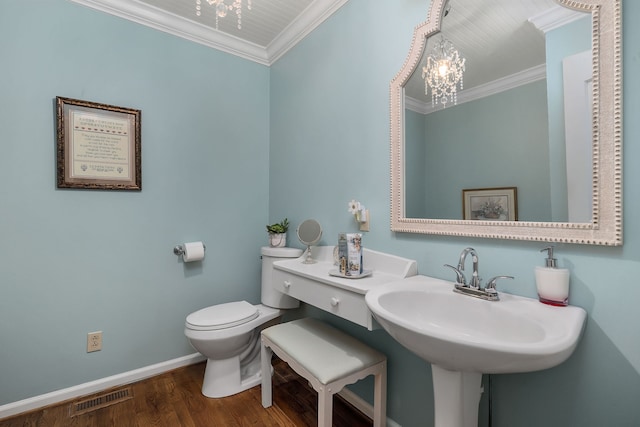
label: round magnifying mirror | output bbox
[297,219,322,264]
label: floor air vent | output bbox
[69,387,133,417]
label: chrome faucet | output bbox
[457,247,481,288]
[444,248,514,301]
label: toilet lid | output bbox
[185,300,259,331]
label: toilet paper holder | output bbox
[173,243,206,257]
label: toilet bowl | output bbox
[184,246,302,398]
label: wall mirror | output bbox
[390,0,622,245]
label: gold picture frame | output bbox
[463,187,517,221]
[56,96,141,190]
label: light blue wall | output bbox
[425,81,551,221]
[2,0,639,426]
[0,0,270,404]
[406,81,551,220]
[271,1,640,426]
[405,108,428,218]
[546,16,593,222]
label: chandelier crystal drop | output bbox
[422,35,466,108]
[195,0,252,30]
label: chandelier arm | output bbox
[197,0,246,30]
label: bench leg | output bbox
[261,341,273,408]
[373,362,387,427]
[317,386,333,427]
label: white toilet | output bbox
[184,246,302,398]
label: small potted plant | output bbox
[266,218,289,247]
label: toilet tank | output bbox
[261,246,303,309]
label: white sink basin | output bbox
[365,275,587,373]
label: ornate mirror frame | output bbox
[390,0,622,245]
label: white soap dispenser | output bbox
[535,246,570,306]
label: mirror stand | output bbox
[297,219,323,264]
[302,245,316,264]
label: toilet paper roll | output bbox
[183,241,205,262]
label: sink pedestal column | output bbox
[431,365,482,427]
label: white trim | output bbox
[0,353,205,419]
[406,64,546,114]
[266,0,349,64]
[338,388,402,427]
[404,95,429,115]
[66,0,348,65]
[528,4,588,33]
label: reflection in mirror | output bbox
[405,0,591,222]
[297,219,322,264]
[390,0,622,245]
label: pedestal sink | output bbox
[365,275,587,427]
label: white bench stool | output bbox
[261,317,387,427]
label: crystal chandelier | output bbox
[195,0,252,30]
[422,35,466,108]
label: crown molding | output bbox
[407,64,546,115]
[68,0,269,64]
[528,4,588,33]
[67,0,347,66]
[267,0,348,63]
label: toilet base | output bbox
[199,319,279,398]
[202,356,267,398]
[185,305,283,398]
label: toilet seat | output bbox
[186,301,259,331]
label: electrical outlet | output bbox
[87,331,102,352]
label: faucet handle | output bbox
[444,264,466,286]
[486,275,514,290]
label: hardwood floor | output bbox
[1,359,373,426]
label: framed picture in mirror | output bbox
[463,187,517,221]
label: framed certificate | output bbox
[56,96,141,190]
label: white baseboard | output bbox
[338,388,402,427]
[0,353,206,419]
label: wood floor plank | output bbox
[1,359,374,427]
